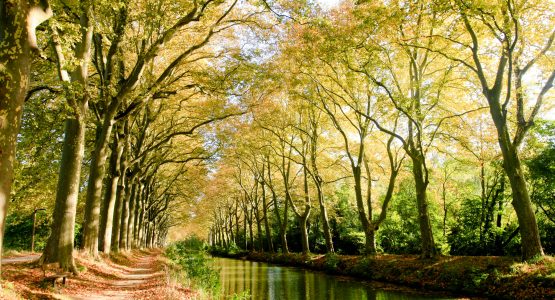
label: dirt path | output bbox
[65,250,165,300]
[1,253,40,264]
[0,249,191,299]
[59,249,191,300]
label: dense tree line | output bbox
[206,0,555,261]
[0,0,268,274]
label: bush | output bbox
[4,211,50,252]
[165,236,220,294]
[377,179,422,255]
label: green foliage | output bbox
[377,178,422,254]
[331,183,365,254]
[527,121,555,254]
[448,195,520,256]
[12,93,64,214]
[3,211,50,252]
[166,236,220,295]
[323,252,340,271]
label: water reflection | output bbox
[214,258,457,300]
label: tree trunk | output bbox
[111,174,126,251]
[243,212,248,249]
[315,182,334,253]
[485,94,544,259]
[137,198,145,248]
[298,164,312,255]
[502,142,544,260]
[366,228,377,254]
[0,0,51,275]
[248,209,254,251]
[261,180,274,252]
[40,118,85,274]
[132,182,143,247]
[412,156,436,259]
[98,134,123,253]
[119,177,130,250]
[0,40,29,274]
[235,202,240,244]
[281,192,290,254]
[126,181,137,249]
[352,166,374,254]
[299,212,310,255]
[254,202,263,251]
[82,113,117,256]
[118,138,130,250]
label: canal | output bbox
[214,257,463,300]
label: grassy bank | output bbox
[165,238,221,298]
[211,250,555,299]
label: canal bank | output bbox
[211,250,555,299]
[214,257,458,300]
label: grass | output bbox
[165,237,221,298]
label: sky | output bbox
[316,0,342,10]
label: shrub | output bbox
[166,236,220,295]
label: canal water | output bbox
[214,258,461,300]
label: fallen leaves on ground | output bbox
[1,249,194,299]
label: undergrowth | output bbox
[165,236,221,298]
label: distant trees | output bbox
[206,0,555,261]
[1,0,265,275]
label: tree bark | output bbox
[82,107,118,255]
[499,131,543,260]
[132,182,143,247]
[41,0,93,271]
[309,124,334,253]
[267,157,289,253]
[0,0,51,275]
[412,156,436,259]
[98,133,123,253]
[119,176,131,250]
[137,196,145,248]
[111,171,126,251]
[126,180,137,249]
[40,118,85,274]
[316,185,334,253]
[353,166,374,254]
[261,179,274,252]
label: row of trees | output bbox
[206,0,555,260]
[0,0,272,275]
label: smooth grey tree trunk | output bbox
[119,176,131,250]
[261,180,274,252]
[126,180,137,249]
[412,155,436,259]
[41,0,92,271]
[132,182,143,247]
[98,134,123,253]
[495,122,544,260]
[111,173,126,251]
[40,118,85,274]
[315,184,333,253]
[82,111,117,256]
